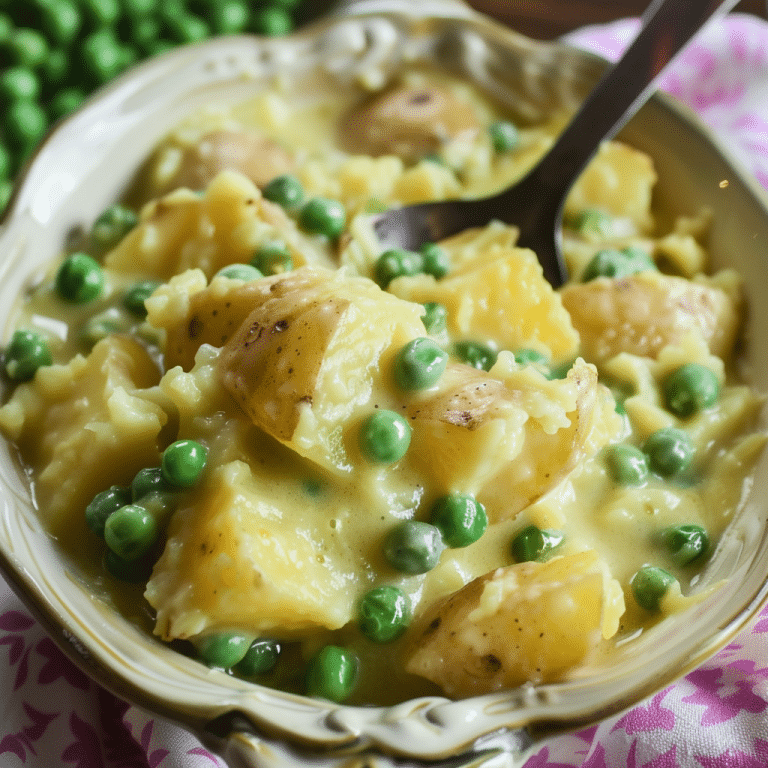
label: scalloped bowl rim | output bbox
[1,2,768,764]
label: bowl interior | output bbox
[1,4,768,763]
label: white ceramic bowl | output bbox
[2,2,768,766]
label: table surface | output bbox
[465,0,768,38]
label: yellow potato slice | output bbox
[404,550,624,697]
[107,170,328,280]
[0,336,165,534]
[147,461,361,640]
[565,141,657,234]
[560,271,740,362]
[389,246,579,362]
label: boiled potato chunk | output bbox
[565,141,657,234]
[407,359,622,518]
[560,271,740,362]
[390,245,579,362]
[404,551,624,697]
[106,170,330,280]
[147,461,360,640]
[220,266,425,473]
[0,336,165,533]
[339,83,481,161]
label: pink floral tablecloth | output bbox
[3,11,768,768]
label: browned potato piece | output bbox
[162,269,325,371]
[152,129,295,196]
[339,84,481,161]
[219,266,425,473]
[404,551,622,697]
[407,360,620,519]
[0,336,165,535]
[560,271,740,362]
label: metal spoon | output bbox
[371,0,739,288]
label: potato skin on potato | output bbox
[561,271,740,362]
[339,83,480,161]
[221,292,350,442]
[404,551,623,697]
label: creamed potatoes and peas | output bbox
[0,68,765,705]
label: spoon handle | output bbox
[531,0,739,195]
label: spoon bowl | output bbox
[372,0,739,287]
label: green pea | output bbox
[162,439,208,488]
[488,120,519,153]
[4,99,48,152]
[215,263,264,281]
[383,520,444,574]
[158,0,188,24]
[374,248,424,288]
[305,645,358,702]
[582,246,656,282]
[631,565,676,611]
[91,204,138,251]
[0,66,40,101]
[421,302,447,335]
[453,340,497,371]
[103,547,154,583]
[511,524,564,563]
[130,16,162,52]
[659,524,710,567]
[3,329,52,381]
[122,0,160,15]
[262,174,304,208]
[250,7,293,36]
[80,0,120,28]
[662,363,720,418]
[104,503,158,561]
[430,493,488,548]
[81,310,126,346]
[419,242,449,279]
[39,0,81,46]
[40,48,69,88]
[358,586,410,643]
[234,638,281,676]
[166,13,209,43]
[514,348,548,367]
[642,427,694,478]
[298,197,346,238]
[123,280,161,318]
[196,632,252,669]
[8,28,49,69]
[80,29,124,84]
[251,241,292,275]
[207,0,249,34]
[393,337,448,390]
[48,88,86,122]
[84,484,131,537]
[55,252,104,303]
[569,208,613,238]
[605,444,649,486]
[131,466,172,501]
[358,410,411,464]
